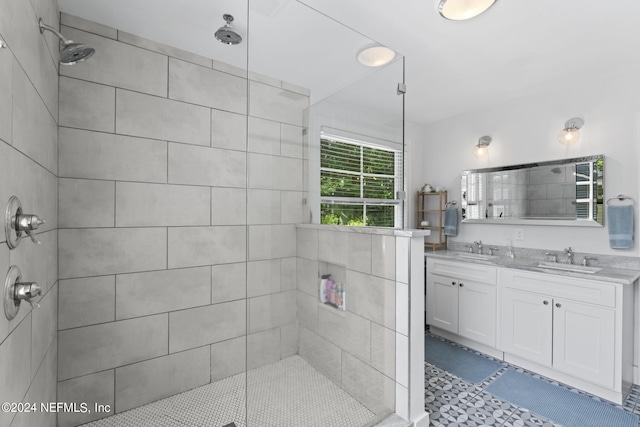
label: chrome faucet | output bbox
[582,256,597,266]
[544,252,557,263]
[564,247,574,264]
[474,240,483,255]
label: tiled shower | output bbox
[0,2,426,426]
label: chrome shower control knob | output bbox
[4,266,41,320]
[5,196,46,248]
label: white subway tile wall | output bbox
[56,13,309,425]
[0,1,59,427]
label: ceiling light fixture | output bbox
[438,0,497,21]
[558,117,584,145]
[356,45,396,67]
[473,135,492,159]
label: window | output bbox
[320,134,402,227]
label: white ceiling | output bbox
[57,0,640,125]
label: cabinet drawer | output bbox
[427,258,497,285]
[499,269,616,308]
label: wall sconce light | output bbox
[472,135,492,159]
[438,0,497,21]
[558,117,584,145]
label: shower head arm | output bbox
[39,18,72,45]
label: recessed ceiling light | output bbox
[356,45,396,67]
[438,0,497,21]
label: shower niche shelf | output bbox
[318,261,346,312]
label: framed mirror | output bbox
[461,155,604,227]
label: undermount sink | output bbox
[536,261,602,274]
[455,252,499,261]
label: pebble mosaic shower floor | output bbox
[81,355,376,427]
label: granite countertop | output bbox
[425,250,640,285]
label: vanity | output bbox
[425,252,638,405]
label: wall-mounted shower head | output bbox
[39,18,95,65]
[215,14,243,45]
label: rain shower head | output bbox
[215,14,243,45]
[39,18,95,65]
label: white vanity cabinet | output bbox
[426,258,497,347]
[499,268,633,403]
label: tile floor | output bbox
[425,335,640,427]
[81,355,376,427]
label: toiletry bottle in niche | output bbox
[319,274,329,303]
[335,283,343,308]
[326,276,334,304]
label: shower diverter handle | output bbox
[14,281,42,309]
[16,214,46,244]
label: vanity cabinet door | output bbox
[501,287,552,366]
[552,299,615,388]
[426,273,459,334]
[459,280,497,347]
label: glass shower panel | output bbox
[247,0,404,425]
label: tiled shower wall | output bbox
[0,1,60,427]
[56,14,308,426]
[295,226,404,418]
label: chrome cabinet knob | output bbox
[459,283,464,287]
[543,300,549,305]
[555,303,562,308]
[451,281,457,286]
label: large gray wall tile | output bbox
[372,235,396,280]
[0,316,31,427]
[297,291,319,333]
[281,191,303,224]
[211,262,247,304]
[61,12,118,39]
[280,322,299,358]
[248,117,280,155]
[115,347,210,412]
[348,232,372,274]
[211,109,247,151]
[247,153,303,191]
[247,189,281,225]
[296,257,318,297]
[169,58,247,114]
[211,337,246,382]
[347,270,396,330]
[0,45,13,144]
[59,127,167,182]
[59,178,115,228]
[248,225,296,260]
[0,144,57,236]
[249,80,309,126]
[371,323,396,380]
[169,300,246,353]
[116,182,210,227]
[59,228,167,278]
[247,259,281,298]
[59,276,115,330]
[318,229,348,265]
[12,61,57,174]
[298,327,341,386]
[10,229,58,293]
[168,226,246,268]
[211,188,246,225]
[58,314,168,380]
[341,352,395,416]
[116,89,210,145]
[57,370,115,427]
[60,26,168,96]
[116,267,210,319]
[248,291,296,333]
[118,31,211,67]
[169,143,246,187]
[280,257,297,292]
[296,228,318,260]
[247,328,280,370]
[59,77,115,132]
[30,285,57,375]
[281,124,304,159]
